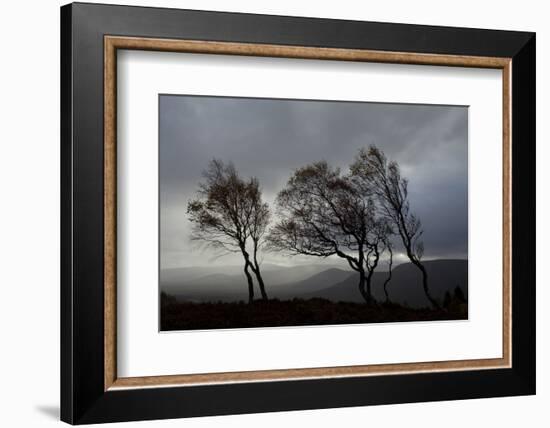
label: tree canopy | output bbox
[350,146,438,308]
[268,160,392,304]
[187,159,270,302]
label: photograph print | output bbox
[160,95,468,331]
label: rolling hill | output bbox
[162,259,467,308]
[302,259,468,307]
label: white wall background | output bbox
[0,0,546,427]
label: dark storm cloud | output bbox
[160,95,468,268]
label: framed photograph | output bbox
[61,2,535,424]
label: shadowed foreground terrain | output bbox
[160,297,467,331]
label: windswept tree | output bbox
[247,177,270,300]
[268,161,391,304]
[186,159,270,303]
[350,146,439,309]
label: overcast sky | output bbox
[160,94,468,270]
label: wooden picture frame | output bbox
[61,2,535,424]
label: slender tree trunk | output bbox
[358,268,375,305]
[356,245,372,305]
[357,269,369,304]
[383,247,393,303]
[251,240,268,300]
[401,240,439,309]
[383,280,391,302]
[411,259,439,309]
[364,247,380,306]
[365,270,375,305]
[240,244,255,303]
[252,262,268,300]
[243,261,255,303]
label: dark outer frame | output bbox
[61,2,535,424]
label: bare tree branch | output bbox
[187,159,271,302]
[350,145,439,309]
[268,160,392,304]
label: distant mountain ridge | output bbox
[302,259,468,308]
[162,263,343,289]
[162,259,467,308]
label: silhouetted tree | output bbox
[247,178,270,300]
[268,161,391,304]
[350,146,440,309]
[187,159,270,302]
[383,241,394,303]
